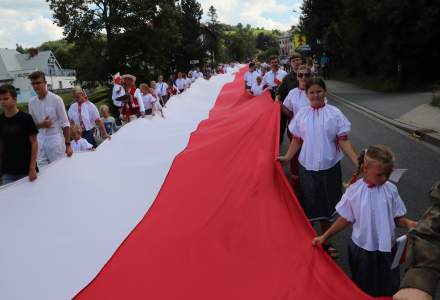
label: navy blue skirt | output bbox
[297,162,342,221]
[348,240,400,297]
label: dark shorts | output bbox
[348,240,400,297]
[82,129,97,148]
[297,162,342,221]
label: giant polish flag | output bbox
[1,67,389,300]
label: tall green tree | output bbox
[176,0,204,70]
[256,32,278,51]
[300,0,440,85]
[47,0,130,74]
[205,5,221,65]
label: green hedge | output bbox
[1,87,111,114]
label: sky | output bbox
[0,0,302,49]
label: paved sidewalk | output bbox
[326,80,440,133]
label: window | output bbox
[59,81,63,89]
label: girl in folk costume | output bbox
[278,77,358,257]
[281,65,313,189]
[312,145,417,297]
[121,74,142,123]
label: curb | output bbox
[328,92,440,148]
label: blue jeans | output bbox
[1,174,26,186]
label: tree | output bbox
[205,5,221,65]
[47,0,131,74]
[176,0,204,70]
[256,32,278,51]
[16,44,25,54]
[38,40,76,69]
[224,23,257,61]
[299,0,440,86]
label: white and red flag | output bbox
[0,66,386,300]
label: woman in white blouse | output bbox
[281,65,313,189]
[278,77,358,255]
[68,87,110,147]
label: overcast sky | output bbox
[0,0,302,49]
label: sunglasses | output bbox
[297,73,311,79]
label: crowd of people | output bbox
[244,54,438,300]
[0,65,223,186]
[0,55,438,300]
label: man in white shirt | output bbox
[263,56,288,142]
[263,56,288,100]
[28,71,73,166]
[156,75,169,105]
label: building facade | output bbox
[0,49,76,103]
[279,32,295,64]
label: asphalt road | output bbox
[280,98,440,298]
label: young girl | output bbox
[312,145,417,297]
[278,77,358,256]
[71,125,93,152]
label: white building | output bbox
[0,49,76,103]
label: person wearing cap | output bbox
[394,181,440,300]
[68,86,110,148]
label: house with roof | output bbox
[0,48,76,103]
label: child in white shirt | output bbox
[312,145,417,297]
[149,86,165,118]
[71,125,93,152]
[250,76,268,96]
